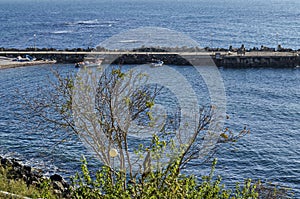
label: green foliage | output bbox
[0,166,58,199]
[39,177,57,199]
[112,68,125,79]
[70,156,128,199]
[70,157,261,199]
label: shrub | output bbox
[70,157,261,199]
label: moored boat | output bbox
[75,58,103,68]
[150,60,164,67]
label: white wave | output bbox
[64,19,117,27]
[52,30,73,34]
[63,20,98,26]
[118,40,140,43]
[77,19,99,25]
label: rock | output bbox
[23,165,31,173]
[50,174,63,182]
[1,158,12,167]
[53,181,65,191]
[12,160,22,168]
[1,156,70,197]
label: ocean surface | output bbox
[0,0,299,50]
[0,0,299,197]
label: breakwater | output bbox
[104,52,300,68]
[0,47,299,67]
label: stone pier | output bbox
[0,50,299,68]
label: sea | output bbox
[0,0,299,197]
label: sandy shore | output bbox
[0,56,56,69]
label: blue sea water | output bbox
[0,0,299,50]
[0,0,300,197]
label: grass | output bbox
[0,166,58,199]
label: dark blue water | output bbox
[0,0,299,50]
[0,0,300,196]
[216,68,300,194]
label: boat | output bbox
[74,62,84,68]
[13,55,36,62]
[150,60,164,67]
[25,55,36,61]
[75,58,103,68]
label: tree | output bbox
[23,64,248,185]
[21,65,295,198]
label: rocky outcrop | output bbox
[0,156,70,198]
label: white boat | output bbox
[75,58,103,68]
[13,55,36,62]
[74,62,84,68]
[151,60,164,67]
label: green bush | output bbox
[70,157,261,199]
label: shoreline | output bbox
[0,155,70,197]
[0,56,56,69]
